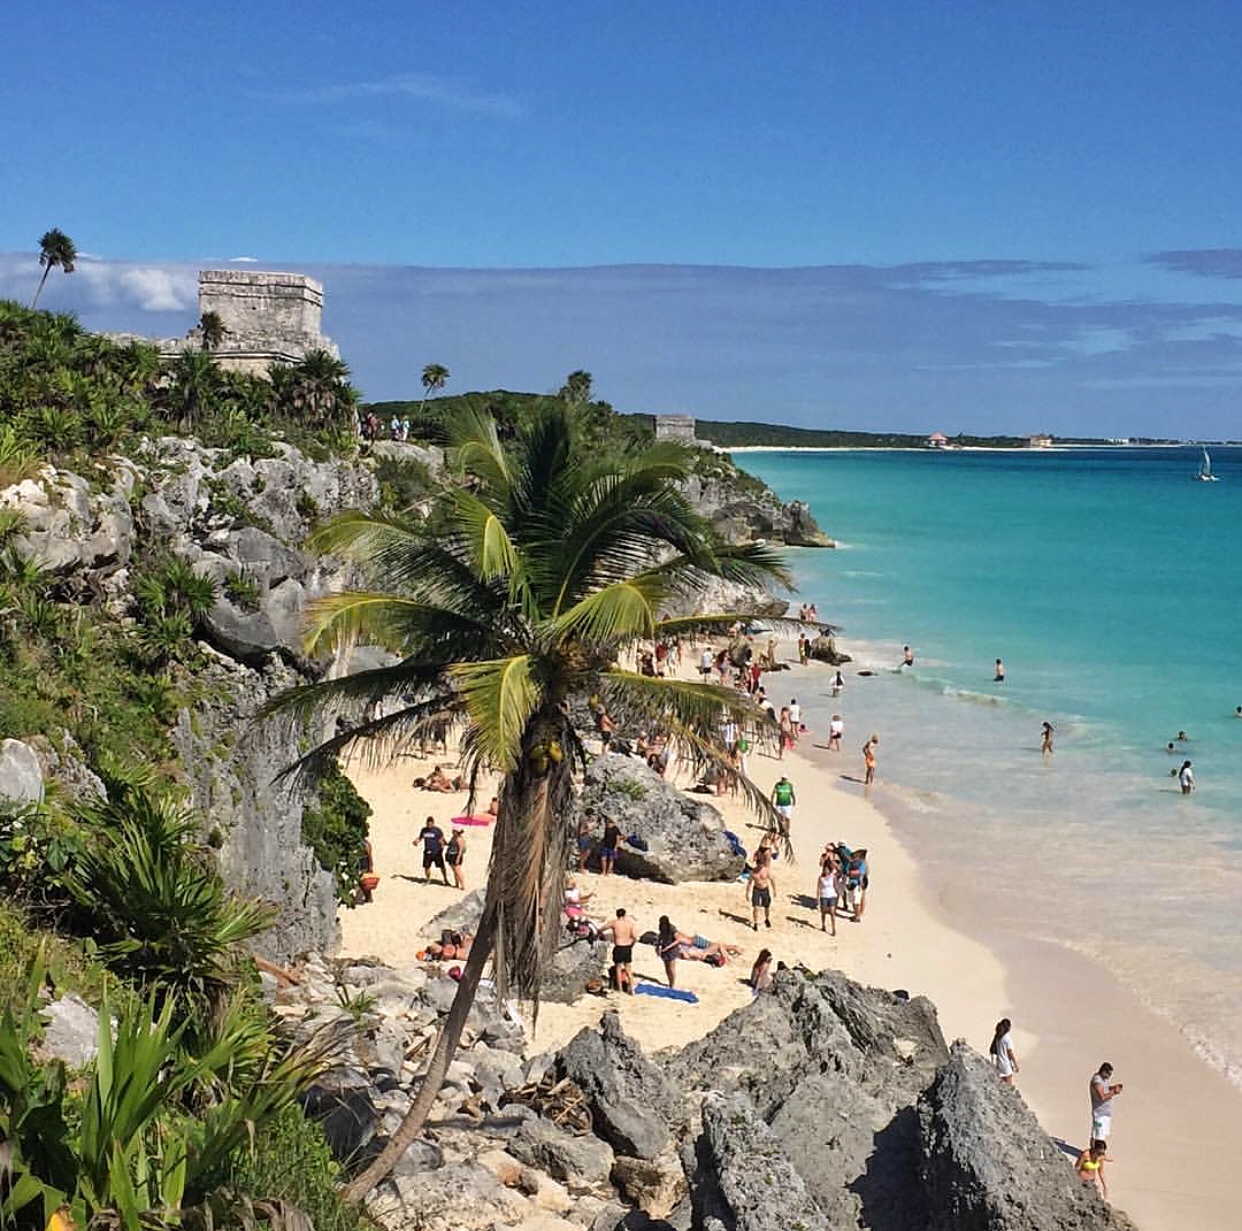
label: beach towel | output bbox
[452,815,493,827]
[722,829,746,857]
[626,833,649,851]
[634,984,698,1004]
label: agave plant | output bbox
[265,401,793,1197]
[0,952,326,1231]
[66,787,275,1021]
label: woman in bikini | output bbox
[1075,1140,1108,1200]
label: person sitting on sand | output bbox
[563,877,594,918]
[749,948,774,992]
[1075,1140,1109,1200]
[420,764,462,792]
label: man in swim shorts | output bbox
[601,907,638,993]
[749,859,776,930]
[417,817,449,885]
[1089,1062,1123,1142]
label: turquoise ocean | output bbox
[738,445,1242,1089]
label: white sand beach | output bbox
[337,641,1242,1231]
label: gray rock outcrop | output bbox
[680,474,834,549]
[556,1012,682,1159]
[808,633,852,665]
[0,738,44,807]
[919,1043,1133,1231]
[578,755,743,884]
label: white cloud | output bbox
[118,267,196,312]
[257,73,524,119]
[230,255,259,263]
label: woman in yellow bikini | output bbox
[1075,1140,1108,1200]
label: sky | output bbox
[5,1,1242,436]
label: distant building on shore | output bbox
[925,431,949,449]
[108,270,338,377]
[654,413,698,444]
[1027,433,1054,449]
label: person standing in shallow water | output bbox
[862,734,879,785]
[1041,722,1054,759]
[994,658,1006,682]
[1178,760,1195,794]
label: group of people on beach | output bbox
[989,1018,1123,1202]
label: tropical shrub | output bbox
[300,759,372,904]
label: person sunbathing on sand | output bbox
[656,916,742,987]
[421,930,473,961]
[414,765,462,792]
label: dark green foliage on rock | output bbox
[301,758,372,904]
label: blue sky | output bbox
[5,2,1242,435]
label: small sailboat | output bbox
[1195,446,1220,482]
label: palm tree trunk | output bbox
[31,265,51,309]
[341,887,500,1203]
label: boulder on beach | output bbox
[808,633,852,665]
[578,754,744,884]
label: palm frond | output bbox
[299,590,498,659]
[600,670,790,853]
[447,487,519,583]
[654,612,839,638]
[449,655,543,773]
[546,574,668,645]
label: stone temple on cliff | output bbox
[127,270,339,377]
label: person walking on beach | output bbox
[417,817,450,886]
[1075,1141,1110,1200]
[1090,1063,1123,1143]
[600,908,638,994]
[863,734,879,785]
[771,774,796,836]
[994,658,1006,683]
[1178,760,1195,794]
[1041,722,1055,759]
[778,707,794,759]
[828,713,844,752]
[748,856,776,930]
[990,1018,1019,1084]
[444,826,467,890]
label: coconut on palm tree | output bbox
[32,228,77,308]
[264,401,790,1200]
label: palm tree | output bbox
[264,402,790,1201]
[419,362,450,411]
[199,310,227,352]
[32,228,77,308]
[168,350,220,433]
[559,369,593,404]
[272,350,353,430]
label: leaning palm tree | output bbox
[419,362,449,411]
[32,228,77,308]
[264,402,790,1200]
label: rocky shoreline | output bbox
[276,952,1133,1231]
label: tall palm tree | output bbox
[168,350,220,433]
[265,402,790,1201]
[32,228,77,308]
[419,362,450,411]
[273,349,353,430]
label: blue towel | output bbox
[722,829,746,857]
[634,983,698,1003]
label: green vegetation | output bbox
[267,400,790,1199]
[693,419,1035,449]
[301,759,373,904]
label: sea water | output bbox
[738,445,1242,1089]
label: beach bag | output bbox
[626,833,649,851]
